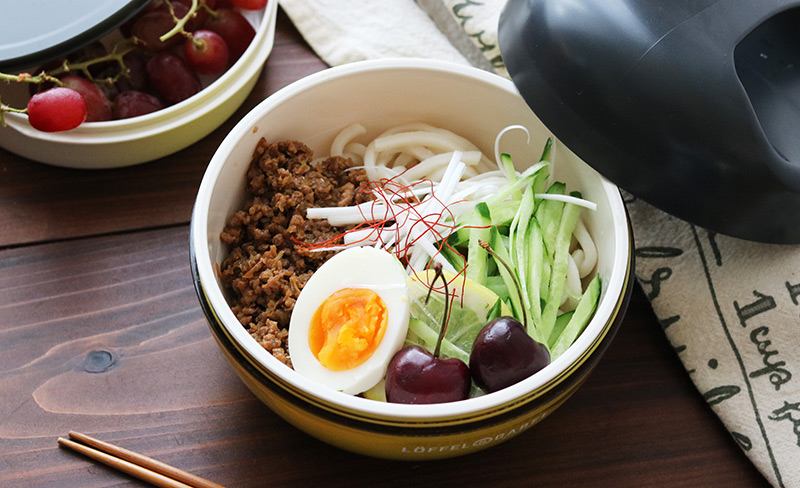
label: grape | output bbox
[113,91,164,119]
[206,8,255,60]
[469,316,550,393]
[228,0,268,10]
[131,10,184,51]
[27,88,87,132]
[116,53,149,92]
[184,30,229,74]
[59,75,112,122]
[146,51,202,104]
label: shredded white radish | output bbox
[536,192,598,211]
[311,121,602,300]
[493,124,530,178]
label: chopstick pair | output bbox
[58,431,226,488]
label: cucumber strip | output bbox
[466,202,492,285]
[548,310,575,347]
[500,153,518,186]
[484,162,547,207]
[489,226,524,322]
[488,199,521,227]
[535,182,566,259]
[439,243,466,272]
[407,318,470,363]
[511,185,536,312]
[539,137,553,162]
[539,192,583,341]
[526,219,545,338]
[550,274,601,359]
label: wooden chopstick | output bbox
[58,431,226,488]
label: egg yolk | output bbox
[308,288,388,371]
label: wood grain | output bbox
[0,6,770,488]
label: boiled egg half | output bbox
[288,246,410,395]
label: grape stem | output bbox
[0,73,59,124]
[160,0,200,42]
[479,239,529,330]
[49,41,138,85]
[424,262,450,358]
[0,72,62,87]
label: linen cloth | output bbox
[278,1,800,486]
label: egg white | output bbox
[288,246,410,395]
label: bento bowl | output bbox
[0,1,277,169]
[190,58,634,460]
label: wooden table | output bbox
[0,9,770,488]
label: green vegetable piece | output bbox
[486,298,503,322]
[539,137,553,162]
[489,226,524,321]
[508,185,539,338]
[548,311,575,346]
[407,318,469,363]
[535,181,567,260]
[500,152,517,183]
[406,271,510,360]
[525,219,545,337]
[466,202,492,285]
[440,243,466,272]
[484,275,509,301]
[550,274,601,359]
[362,378,387,402]
[539,191,583,342]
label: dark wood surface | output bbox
[0,9,770,488]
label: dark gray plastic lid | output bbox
[498,0,800,244]
[0,0,150,72]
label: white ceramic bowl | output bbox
[191,58,634,460]
[0,1,277,169]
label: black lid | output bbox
[498,0,800,244]
[0,0,150,72]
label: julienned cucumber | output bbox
[550,274,601,358]
[538,190,584,342]
[437,140,600,360]
[466,202,492,286]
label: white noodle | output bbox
[572,219,597,277]
[331,123,367,157]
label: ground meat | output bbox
[219,139,370,367]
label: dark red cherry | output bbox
[469,316,550,393]
[385,346,471,404]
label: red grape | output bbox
[59,75,112,122]
[146,51,202,104]
[131,10,183,51]
[113,90,164,119]
[228,0,267,10]
[184,30,229,74]
[116,53,149,92]
[205,8,255,60]
[27,88,87,132]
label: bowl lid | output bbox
[498,0,800,243]
[0,0,150,72]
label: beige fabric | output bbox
[278,1,800,485]
[626,196,800,488]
